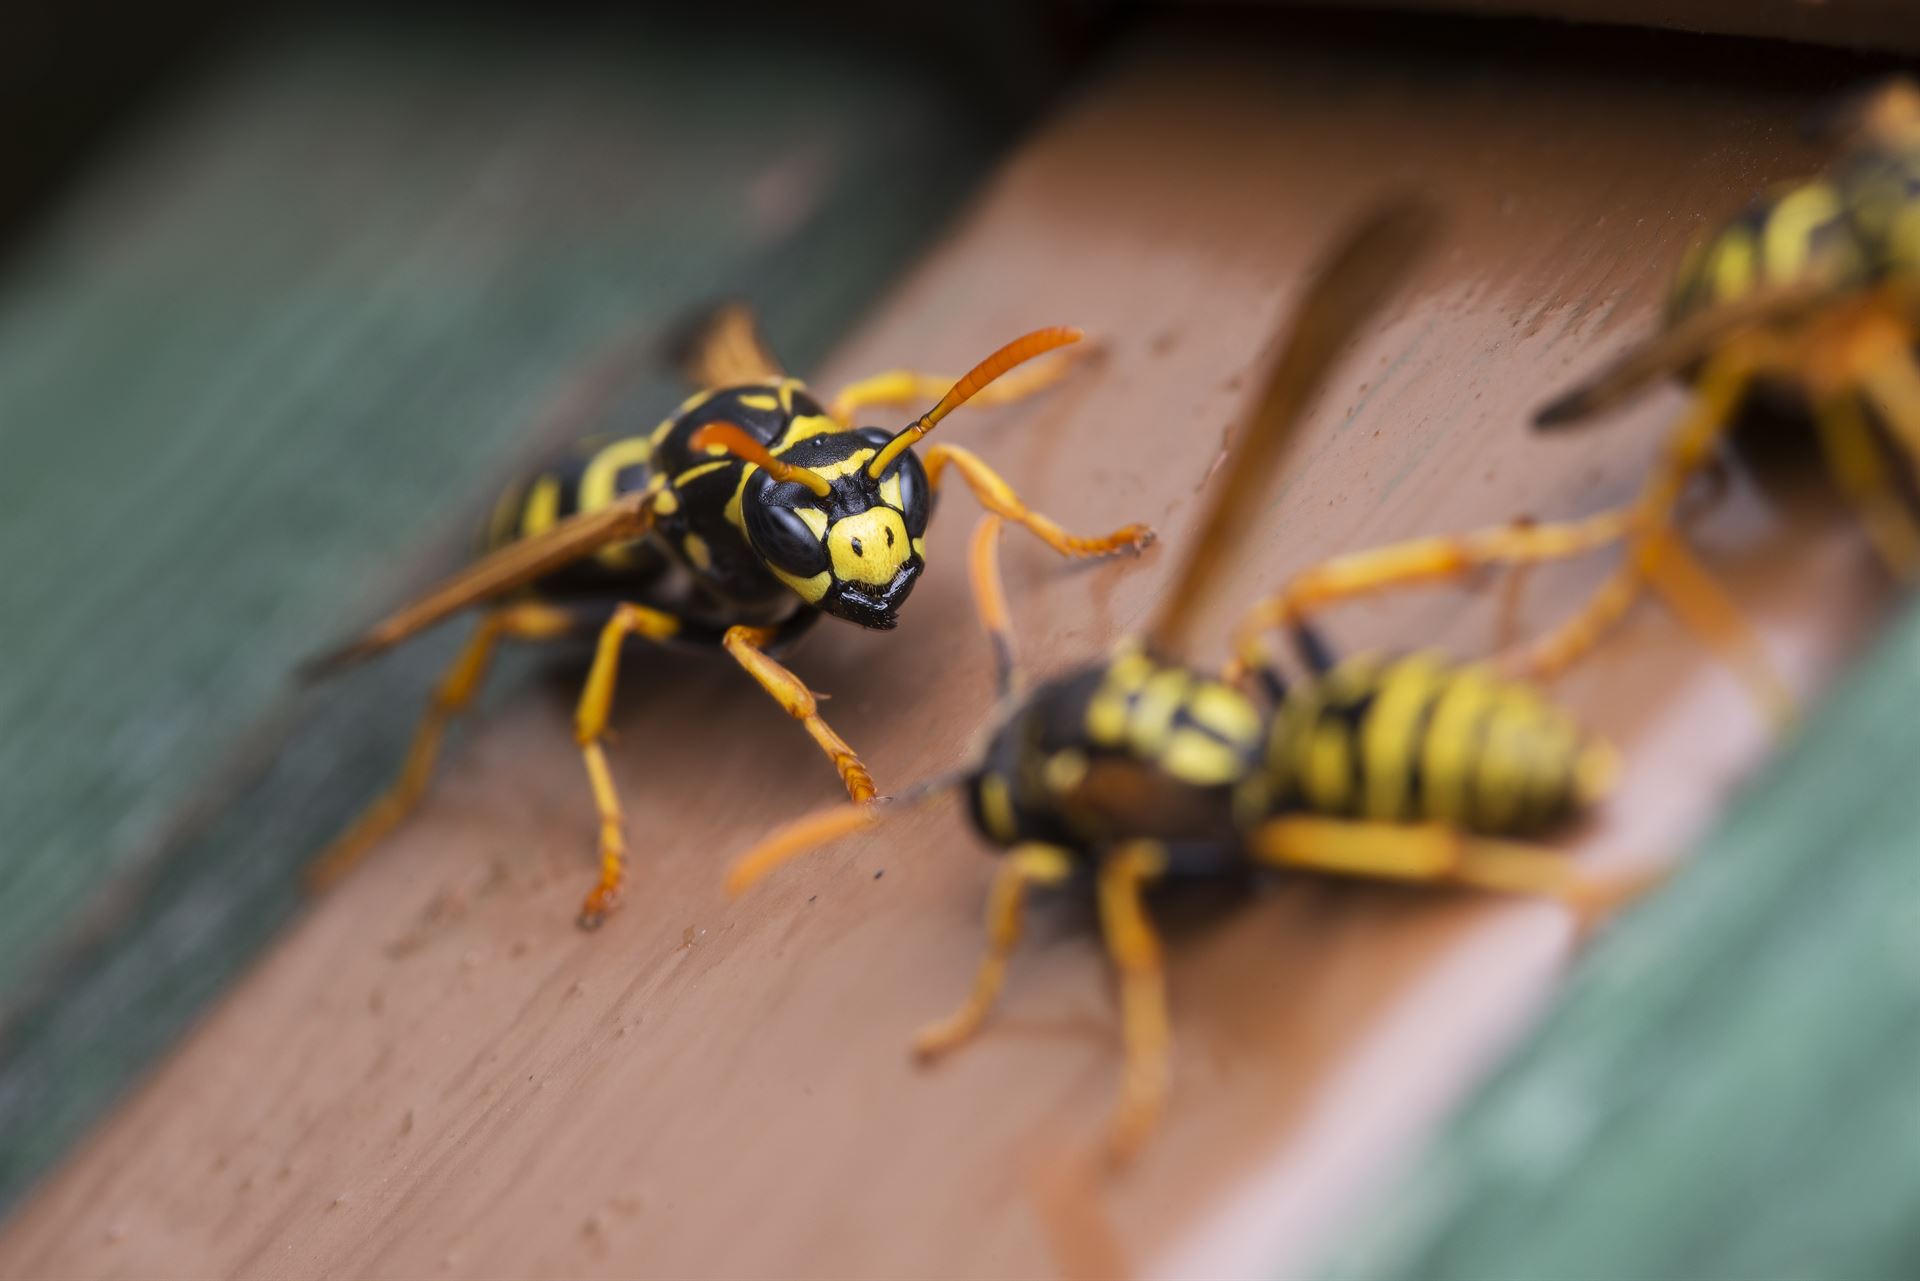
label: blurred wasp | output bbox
[1228,78,1920,719]
[724,204,1626,1163]
[301,308,1152,927]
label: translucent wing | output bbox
[1533,281,1834,427]
[299,490,658,680]
[669,301,786,389]
[1145,199,1439,657]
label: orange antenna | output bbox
[688,422,832,497]
[865,327,1083,480]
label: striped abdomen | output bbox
[1259,653,1612,838]
[1665,179,1869,329]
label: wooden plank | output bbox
[1316,601,1920,1281]
[0,10,1005,1213]
[0,15,1893,1279]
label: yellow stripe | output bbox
[1471,688,1537,832]
[674,459,732,488]
[577,436,653,514]
[1128,669,1190,756]
[682,533,712,571]
[779,412,843,450]
[1362,655,1442,822]
[519,475,562,538]
[1304,720,1352,812]
[879,472,903,509]
[1188,682,1261,745]
[978,774,1017,841]
[812,449,876,482]
[735,393,778,411]
[1163,729,1244,787]
[1763,183,1838,283]
[1709,231,1755,305]
[1420,667,1494,825]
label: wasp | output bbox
[301,307,1153,927]
[723,205,1627,1162]
[1226,78,1920,719]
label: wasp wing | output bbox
[669,301,786,389]
[1145,200,1438,658]
[1533,281,1835,427]
[298,490,659,681]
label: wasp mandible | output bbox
[302,308,1153,926]
[725,204,1628,1163]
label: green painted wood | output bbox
[1317,601,1920,1281]
[0,12,1004,1212]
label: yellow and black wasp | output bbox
[723,204,1626,1162]
[1224,78,1920,718]
[301,308,1153,927]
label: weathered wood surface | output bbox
[0,17,1895,1280]
[0,11,1002,1214]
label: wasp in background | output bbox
[301,308,1153,927]
[1228,78,1920,720]
[725,204,1628,1163]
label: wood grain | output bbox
[0,19,1896,1280]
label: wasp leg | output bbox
[925,442,1155,559]
[1247,816,1656,930]
[574,602,687,928]
[1096,843,1171,1166]
[1819,389,1920,580]
[914,844,1073,1059]
[1225,509,1636,683]
[828,344,1096,426]
[968,514,1020,699]
[1514,333,1783,684]
[306,600,582,893]
[1635,529,1795,725]
[723,624,878,805]
[1860,345,1920,513]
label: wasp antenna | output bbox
[689,422,832,496]
[865,326,1083,480]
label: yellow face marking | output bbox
[770,565,830,603]
[879,473,904,509]
[1361,655,1443,822]
[519,475,562,538]
[1044,749,1089,795]
[674,459,732,488]
[578,436,654,514]
[794,507,829,539]
[1162,729,1244,788]
[1188,682,1261,745]
[1763,183,1839,283]
[682,532,712,571]
[735,392,779,411]
[912,536,927,559]
[979,773,1017,841]
[828,507,912,585]
[779,412,843,450]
